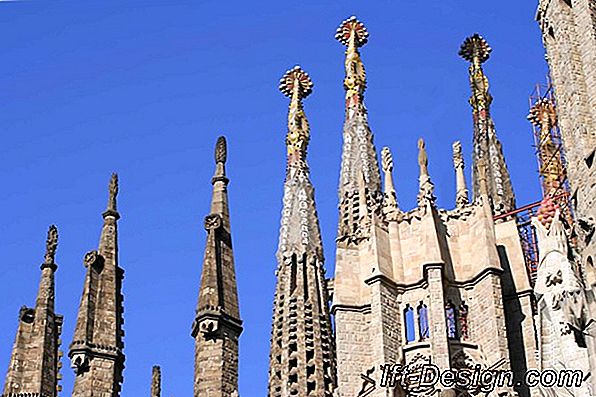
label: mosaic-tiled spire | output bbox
[69,173,125,397]
[335,16,383,242]
[268,66,336,397]
[192,136,242,397]
[460,34,515,214]
[3,226,64,397]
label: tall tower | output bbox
[459,34,516,216]
[69,173,125,397]
[536,0,596,278]
[267,66,336,397]
[331,17,397,397]
[2,226,63,397]
[331,20,535,397]
[192,136,242,397]
[335,16,383,244]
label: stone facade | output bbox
[331,22,533,397]
[536,0,596,280]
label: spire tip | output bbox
[215,136,227,164]
[335,16,369,47]
[43,225,58,266]
[279,66,313,100]
[459,33,491,63]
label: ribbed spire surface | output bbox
[460,34,516,214]
[335,16,383,242]
[192,136,242,397]
[69,173,125,397]
[3,226,63,397]
[268,66,336,397]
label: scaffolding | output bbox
[493,79,574,287]
[528,79,574,225]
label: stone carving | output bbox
[533,209,594,396]
[204,214,222,230]
[83,250,100,269]
[381,146,399,217]
[151,366,161,397]
[107,173,118,212]
[43,225,58,265]
[452,141,469,208]
[279,66,313,165]
[215,136,227,164]
[417,138,435,206]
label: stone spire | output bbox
[69,173,125,397]
[3,225,64,397]
[381,147,399,216]
[192,136,242,397]
[452,141,469,207]
[335,16,383,243]
[150,366,161,397]
[459,34,516,215]
[416,138,435,206]
[268,66,336,397]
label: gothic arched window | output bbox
[417,302,429,340]
[459,302,469,340]
[445,301,457,339]
[404,304,415,343]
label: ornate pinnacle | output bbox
[279,66,313,164]
[452,141,464,169]
[336,16,368,110]
[452,141,469,208]
[381,147,399,215]
[335,16,369,48]
[215,136,227,165]
[417,138,435,206]
[279,66,313,100]
[381,147,393,174]
[104,173,119,217]
[151,366,161,397]
[459,34,491,64]
[528,99,557,132]
[43,225,58,267]
[460,34,493,112]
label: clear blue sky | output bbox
[0,1,547,396]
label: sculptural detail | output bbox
[44,225,59,266]
[417,138,435,206]
[279,66,313,165]
[336,16,368,115]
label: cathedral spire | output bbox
[268,66,336,397]
[381,147,399,215]
[335,16,382,242]
[69,173,125,397]
[276,66,323,259]
[3,225,64,397]
[452,141,469,208]
[192,136,242,397]
[459,34,515,215]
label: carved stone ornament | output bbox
[199,318,219,335]
[204,214,222,231]
[83,250,99,268]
